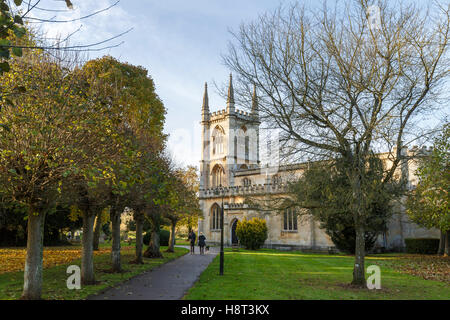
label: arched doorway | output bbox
[231,219,239,245]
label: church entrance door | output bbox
[231,219,239,244]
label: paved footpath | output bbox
[88,246,218,300]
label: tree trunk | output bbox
[144,225,163,258]
[81,211,96,285]
[133,215,144,264]
[351,169,366,287]
[166,221,176,253]
[70,227,75,241]
[21,211,46,300]
[93,211,103,251]
[438,230,445,255]
[444,231,449,257]
[187,217,193,234]
[352,223,366,286]
[110,207,122,272]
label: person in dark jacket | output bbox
[198,232,206,255]
[188,231,196,254]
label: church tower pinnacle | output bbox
[226,73,235,113]
[251,84,258,118]
[201,82,209,121]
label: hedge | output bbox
[404,238,440,254]
[236,217,268,250]
[143,229,171,246]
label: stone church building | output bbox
[197,75,439,252]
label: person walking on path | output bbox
[88,245,219,300]
[188,230,196,254]
[198,232,206,255]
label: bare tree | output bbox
[0,1,131,74]
[224,0,450,286]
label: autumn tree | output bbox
[0,0,28,75]
[53,63,127,284]
[131,163,160,261]
[127,138,164,263]
[62,178,111,284]
[179,166,201,234]
[142,154,173,259]
[0,49,97,299]
[82,55,166,271]
[165,166,201,252]
[407,123,450,255]
[130,207,145,264]
[224,1,450,285]
[93,207,109,251]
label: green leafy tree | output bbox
[289,156,398,254]
[0,202,82,247]
[407,124,450,255]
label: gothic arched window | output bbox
[243,178,251,186]
[283,207,298,231]
[272,175,282,185]
[211,164,225,188]
[210,203,222,230]
[236,126,246,163]
[212,126,224,155]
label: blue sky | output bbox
[31,0,447,167]
[32,0,312,167]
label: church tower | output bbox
[199,74,260,191]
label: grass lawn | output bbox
[175,238,191,246]
[184,248,450,300]
[0,243,188,300]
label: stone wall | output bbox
[199,194,334,250]
[199,146,441,251]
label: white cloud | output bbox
[27,0,135,51]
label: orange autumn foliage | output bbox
[0,247,111,274]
